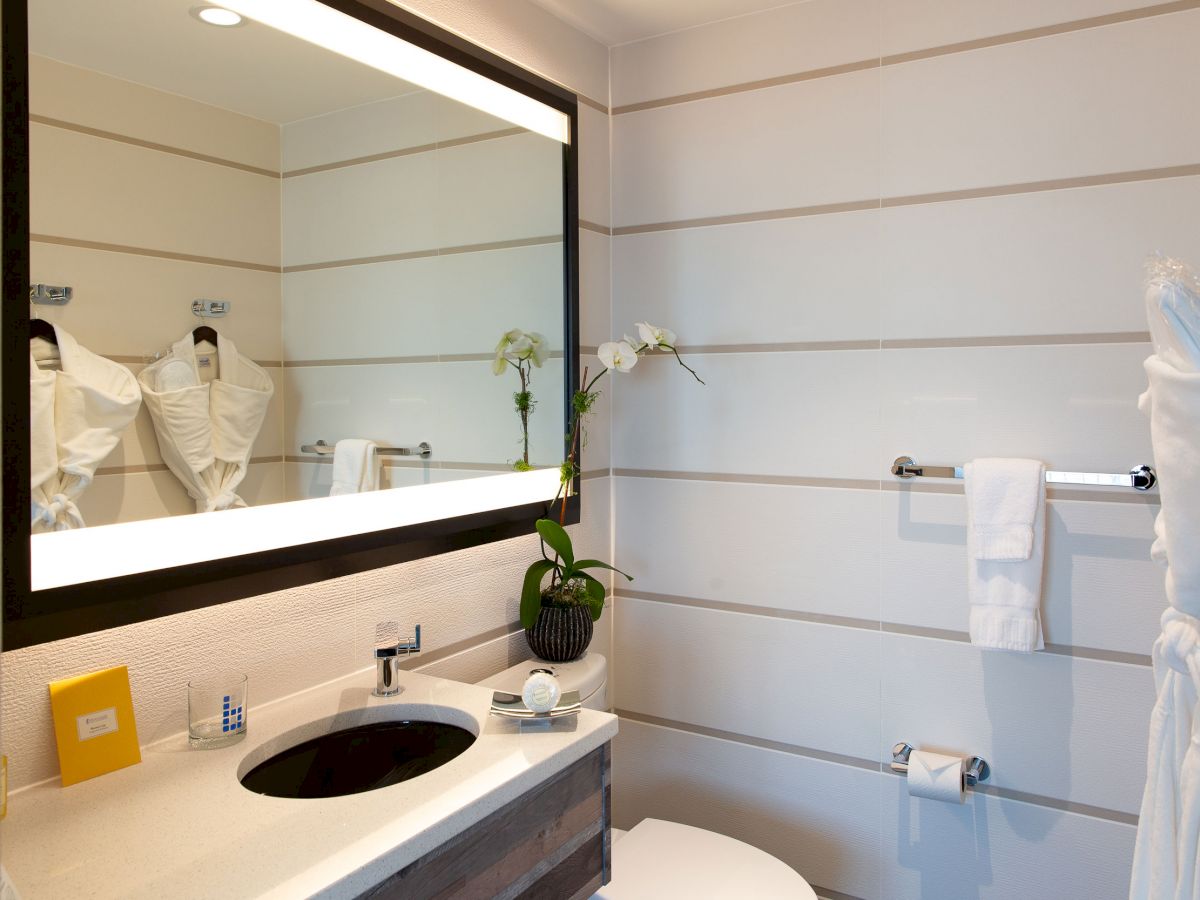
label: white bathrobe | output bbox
[138,332,273,514]
[1131,257,1200,900]
[30,326,141,532]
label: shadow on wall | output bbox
[894,773,992,899]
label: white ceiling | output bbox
[527,0,799,46]
[29,0,424,124]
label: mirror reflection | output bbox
[28,0,567,532]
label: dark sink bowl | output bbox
[240,720,475,799]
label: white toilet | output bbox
[478,653,819,899]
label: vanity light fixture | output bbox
[215,0,570,143]
[190,5,245,27]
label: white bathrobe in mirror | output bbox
[30,325,142,532]
[138,332,273,514]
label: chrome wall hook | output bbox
[30,284,72,306]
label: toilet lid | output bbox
[593,819,817,899]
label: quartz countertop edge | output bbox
[3,666,618,900]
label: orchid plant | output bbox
[522,322,704,629]
[492,328,549,471]
[558,321,703,506]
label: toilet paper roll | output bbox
[906,750,966,803]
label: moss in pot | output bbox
[521,519,631,663]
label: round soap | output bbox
[522,672,561,713]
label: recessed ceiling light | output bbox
[190,6,244,27]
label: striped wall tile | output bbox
[30,54,279,173]
[613,208,880,346]
[611,350,881,480]
[613,476,881,621]
[879,176,1200,340]
[879,10,1200,197]
[31,124,280,268]
[612,68,880,228]
[614,596,882,761]
[610,0,879,111]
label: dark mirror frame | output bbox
[1,0,581,650]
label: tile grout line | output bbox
[609,0,1199,115]
[611,166,1200,236]
[615,590,1153,666]
[616,709,1139,826]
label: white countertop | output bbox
[2,667,618,899]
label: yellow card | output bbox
[49,666,141,786]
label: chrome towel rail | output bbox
[892,456,1156,491]
[301,440,432,458]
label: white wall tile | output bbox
[436,132,564,247]
[880,343,1153,477]
[614,596,881,761]
[580,230,612,347]
[29,242,282,363]
[880,11,1200,197]
[880,632,1154,813]
[281,243,562,361]
[881,0,1172,57]
[281,152,440,265]
[880,177,1200,339]
[578,104,610,227]
[613,718,882,899]
[613,69,880,227]
[31,125,280,267]
[881,773,1136,900]
[880,490,1164,654]
[614,476,881,621]
[30,55,279,173]
[612,350,881,480]
[613,209,880,345]
[611,0,880,109]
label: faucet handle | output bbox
[398,624,422,655]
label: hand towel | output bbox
[964,458,1045,560]
[329,439,379,496]
[964,458,1047,652]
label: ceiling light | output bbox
[192,6,244,27]
[215,0,570,143]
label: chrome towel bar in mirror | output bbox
[892,456,1156,491]
[301,440,433,458]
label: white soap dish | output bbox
[490,689,582,720]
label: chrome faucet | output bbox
[373,622,421,697]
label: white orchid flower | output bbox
[598,340,638,373]
[527,332,549,367]
[623,333,647,352]
[506,334,533,358]
[636,321,676,351]
[493,329,524,374]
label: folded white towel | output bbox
[329,439,379,496]
[964,458,1047,652]
[963,458,1044,560]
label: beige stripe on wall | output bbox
[611,0,1200,115]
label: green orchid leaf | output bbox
[520,559,555,629]
[535,518,574,571]
[574,559,633,581]
[578,572,606,622]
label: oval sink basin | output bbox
[240,720,475,799]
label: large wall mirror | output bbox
[3,0,580,649]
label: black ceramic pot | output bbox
[525,603,593,662]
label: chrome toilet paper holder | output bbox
[891,742,991,787]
